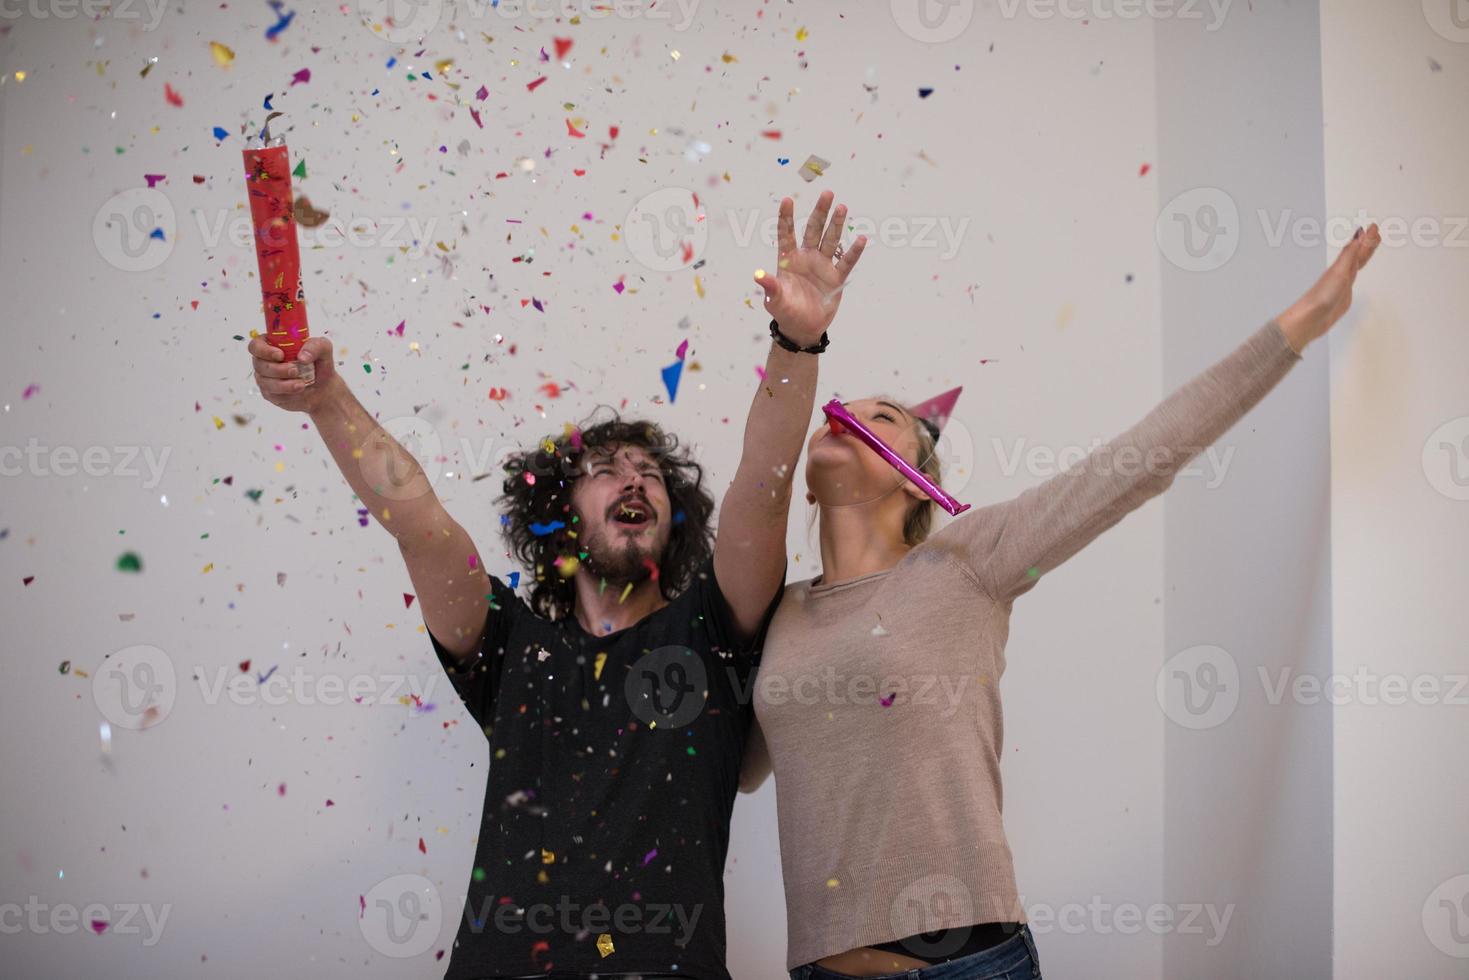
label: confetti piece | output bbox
[211,126,229,141]
[799,154,829,182]
[796,26,809,40]
[290,68,311,86]
[404,593,416,609]
[565,118,585,138]
[1139,162,1152,176]
[641,848,658,866]
[277,782,287,797]
[58,660,71,675]
[90,920,109,936]
[918,87,935,98]
[553,37,574,60]
[529,521,565,536]
[265,0,295,39]
[879,693,896,707]
[239,660,251,673]
[475,84,488,100]
[116,552,143,573]
[144,173,166,188]
[22,576,35,586]
[209,41,235,67]
[527,76,547,92]
[675,340,689,361]
[661,360,684,402]
[507,572,521,588]
[292,157,306,179]
[164,83,183,107]
[593,652,607,681]
[418,837,427,854]
[22,383,39,399]
[597,934,614,957]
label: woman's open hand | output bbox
[754,189,868,347]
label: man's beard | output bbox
[581,526,661,585]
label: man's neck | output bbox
[571,571,668,636]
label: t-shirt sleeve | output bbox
[692,555,784,692]
[926,317,1303,604]
[425,574,519,729]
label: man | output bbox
[248,190,866,978]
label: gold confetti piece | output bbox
[13,70,26,83]
[209,41,234,67]
[799,154,830,182]
[597,933,615,957]
[212,416,225,430]
[670,50,681,61]
[1056,302,1074,329]
[754,268,766,279]
[693,275,705,299]
[541,849,555,864]
[202,563,214,574]
[435,58,454,73]
[796,26,809,41]
[593,651,607,681]
[618,582,634,604]
[436,241,451,252]
[721,52,737,64]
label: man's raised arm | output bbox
[249,335,490,663]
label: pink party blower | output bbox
[820,399,970,517]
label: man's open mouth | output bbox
[612,500,653,527]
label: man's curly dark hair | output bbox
[496,411,715,621]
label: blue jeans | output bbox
[788,924,1042,980]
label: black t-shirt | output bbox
[427,556,781,980]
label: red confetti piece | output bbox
[539,382,562,399]
[193,175,206,184]
[469,106,483,129]
[1139,162,1151,176]
[239,659,251,673]
[164,83,183,107]
[404,593,416,609]
[475,84,488,100]
[573,168,586,176]
[418,837,426,854]
[553,37,573,60]
[565,118,585,138]
[325,799,335,806]
[488,388,509,401]
[277,782,287,797]
[359,895,366,918]
[760,129,782,139]
[526,76,547,92]
[609,125,620,140]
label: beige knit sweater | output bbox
[750,318,1303,969]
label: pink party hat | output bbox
[908,386,962,438]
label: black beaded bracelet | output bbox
[769,318,830,354]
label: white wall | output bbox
[3,3,1453,979]
[1322,2,1469,977]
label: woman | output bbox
[743,224,1383,979]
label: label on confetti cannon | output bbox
[242,143,314,385]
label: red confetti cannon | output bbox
[242,121,313,384]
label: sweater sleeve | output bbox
[929,318,1303,603]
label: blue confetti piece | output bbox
[499,514,511,527]
[212,126,229,141]
[529,520,566,536]
[672,510,686,525]
[386,56,397,69]
[264,0,295,39]
[263,93,274,110]
[507,572,520,588]
[918,87,935,98]
[777,157,790,165]
[149,228,166,241]
[661,359,684,403]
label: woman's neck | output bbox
[816,502,911,587]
